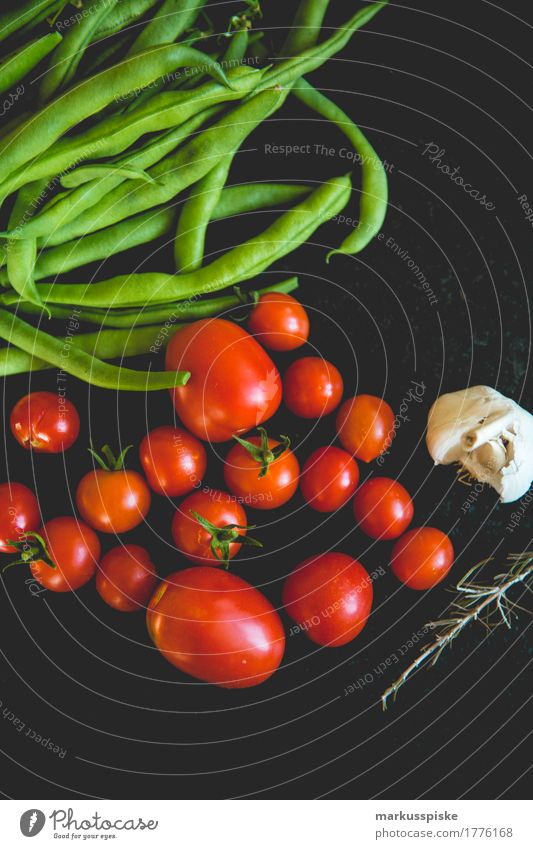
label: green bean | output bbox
[293,77,387,258]
[0,309,189,390]
[0,0,60,44]
[38,87,286,246]
[27,174,351,308]
[39,0,119,103]
[6,180,48,310]
[61,164,156,188]
[174,152,235,272]
[222,29,249,66]
[128,0,208,55]
[279,0,331,57]
[0,42,234,192]
[0,65,261,204]
[0,183,311,282]
[5,105,223,244]
[256,2,388,92]
[0,32,62,97]
[92,0,161,40]
[6,278,299,328]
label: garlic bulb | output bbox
[426,386,533,503]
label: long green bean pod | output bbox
[0,65,262,208]
[293,78,387,258]
[0,0,60,43]
[27,175,351,308]
[39,0,119,102]
[0,43,234,191]
[279,0,331,57]
[92,0,161,40]
[0,309,189,390]
[174,152,235,271]
[38,87,287,246]
[128,0,208,55]
[6,180,48,310]
[222,29,249,66]
[0,32,62,97]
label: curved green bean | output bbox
[293,77,387,258]
[0,42,234,191]
[279,0,331,57]
[0,0,61,43]
[27,175,351,308]
[0,309,189,390]
[92,0,161,40]
[222,29,249,66]
[174,152,235,272]
[38,87,286,246]
[0,32,62,97]
[6,180,48,310]
[61,164,156,188]
[39,0,119,102]
[128,0,208,55]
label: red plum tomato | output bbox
[147,566,285,687]
[282,552,373,647]
[139,425,207,497]
[29,517,100,592]
[353,477,413,540]
[283,357,343,418]
[391,527,454,589]
[0,482,40,553]
[248,292,309,351]
[300,446,359,512]
[336,394,394,462]
[97,544,158,611]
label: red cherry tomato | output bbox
[336,394,395,462]
[0,482,40,553]
[76,446,151,534]
[97,544,158,612]
[139,425,207,497]
[300,446,359,512]
[171,488,256,566]
[147,566,285,688]
[165,318,282,442]
[282,552,373,647]
[10,391,80,453]
[283,357,343,418]
[248,292,309,351]
[353,477,414,540]
[28,517,100,592]
[224,428,300,510]
[391,527,454,589]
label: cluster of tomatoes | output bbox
[0,292,454,689]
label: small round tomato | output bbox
[0,482,40,553]
[97,544,158,612]
[336,394,395,462]
[282,552,372,647]
[224,428,300,510]
[147,566,285,688]
[391,527,454,590]
[300,446,359,512]
[165,318,282,442]
[172,488,258,567]
[10,391,80,453]
[139,425,207,497]
[248,292,309,351]
[353,477,413,540]
[283,357,343,419]
[76,445,151,534]
[24,517,100,592]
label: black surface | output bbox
[0,1,531,800]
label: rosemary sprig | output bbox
[381,551,533,710]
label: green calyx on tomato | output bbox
[229,286,260,323]
[87,443,132,472]
[4,531,55,571]
[232,427,291,478]
[189,510,262,568]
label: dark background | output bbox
[0,0,531,800]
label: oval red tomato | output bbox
[139,425,207,497]
[97,544,158,612]
[171,488,253,566]
[283,356,343,419]
[0,482,40,553]
[76,468,151,534]
[224,430,300,510]
[28,517,100,592]
[147,566,285,688]
[282,552,373,647]
[353,477,413,540]
[248,292,309,351]
[10,391,80,453]
[391,527,454,589]
[300,446,359,512]
[165,318,282,442]
[336,394,394,462]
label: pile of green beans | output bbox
[0,0,389,390]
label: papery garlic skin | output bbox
[426,386,533,503]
